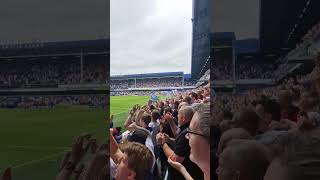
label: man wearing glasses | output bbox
[156,106,203,180]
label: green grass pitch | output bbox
[110,96,151,130]
[110,95,167,131]
[0,106,107,180]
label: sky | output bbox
[110,0,193,76]
[0,0,108,44]
[211,0,260,40]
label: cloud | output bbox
[110,0,192,75]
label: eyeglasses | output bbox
[186,128,207,138]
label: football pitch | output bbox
[0,106,107,180]
[110,96,150,130]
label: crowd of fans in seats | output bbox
[303,20,320,42]
[287,20,320,58]
[236,62,275,79]
[0,62,107,88]
[0,95,106,109]
[110,91,167,97]
[184,80,197,86]
[111,78,196,90]
[110,80,132,90]
[82,64,107,84]
[136,78,182,88]
[212,60,232,80]
[210,52,320,180]
[110,82,211,180]
[212,60,275,80]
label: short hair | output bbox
[179,106,194,122]
[149,105,155,111]
[164,107,172,114]
[184,96,192,104]
[178,102,189,110]
[190,92,198,99]
[151,110,161,121]
[194,104,210,142]
[141,113,152,126]
[218,128,252,155]
[261,99,281,121]
[120,142,153,180]
[221,140,270,180]
[219,120,231,133]
[233,108,260,136]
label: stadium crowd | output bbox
[212,60,232,80]
[0,62,107,88]
[110,83,211,180]
[211,53,320,180]
[212,60,275,80]
[110,80,133,90]
[236,62,275,79]
[111,91,169,97]
[136,78,182,88]
[0,95,106,109]
[287,20,320,57]
[110,78,195,90]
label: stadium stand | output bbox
[0,39,108,107]
[212,1,320,180]
[110,72,198,92]
[0,39,108,89]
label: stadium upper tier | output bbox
[260,0,320,57]
[110,72,196,90]
[111,72,184,80]
[0,39,109,57]
[0,39,108,89]
[0,59,107,89]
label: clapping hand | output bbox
[59,134,92,171]
[1,167,11,180]
[167,158,183,171]
[156,133,165,145]
[77,143,109,180]
[164,112,173,122]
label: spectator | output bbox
[217,128,252,156]
[167,104,211,180]
[156,106,204,180]
[217,140,270,180]
[110,132,153,180]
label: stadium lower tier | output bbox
[0,95,106,109]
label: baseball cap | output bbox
[127,129,148,145]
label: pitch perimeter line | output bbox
[113,111,129,116]
[2,145,69,150]
[12,151,66,169]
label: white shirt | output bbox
[145,135,156,171]
[110,158,117,178]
